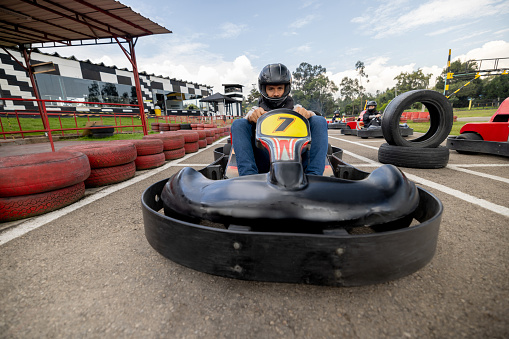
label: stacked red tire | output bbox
[204,129,215,145]
[169,123,180,131]
[59,142,137,188]
[151,123,160,132]
[0,151,90,222]
[160,123,170,131]
[174,131,200,153]
[130,139,165,170]
[143,133,185,160]
[193,130,207,148]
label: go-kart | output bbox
[447,97,509,157]
[142,109,443,286]
[339,114,413,139]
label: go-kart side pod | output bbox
[142,180,443,287]
[160,164,419,229]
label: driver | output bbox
[363,100,382,128]
[331,110,341,123]
[231,63,328,176]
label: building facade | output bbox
[0,48,213,116]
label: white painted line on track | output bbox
[450,164,509,167]
[447,165,509,184]
[342,149,380,166]
[330,136,509,217]
[0,138,228,247]
[329,136,379,150]
[404,173,509,217]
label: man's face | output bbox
[266,84,285,98]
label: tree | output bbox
[292,62,337,115]
[482,75,509,100]
[304,74,338,113]
[242,87,261,113]
[339,77,365,114]
[394,69,432,93]
[246,87,261,105]
[293,62,326,94]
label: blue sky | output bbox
[46,0,509,98]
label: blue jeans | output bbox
[231,115,328,176]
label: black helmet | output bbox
[258,63,292,108]
[367,100,377,112]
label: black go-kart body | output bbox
[142,110,442,286]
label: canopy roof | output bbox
[0,0,171,48]
[200,92,238,103]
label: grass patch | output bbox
[1,115,145,137]
[453,108,497,118]
[406,121,469,136]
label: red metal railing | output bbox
[1,97,237,143]
[0,97,147,150]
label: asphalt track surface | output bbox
[1,131,508,338]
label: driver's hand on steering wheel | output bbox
[246,107,266,123]
[294,105,315,119]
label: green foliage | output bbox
[394,69,431,92]
[292,62,338,115]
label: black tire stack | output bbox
[378,90,453,169]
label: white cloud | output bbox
[453,40,509,69]
[426,23,469,37]
[289,15,317,29]
[329,56,443,98]
[218,22,247,39]
[352,0,509,39]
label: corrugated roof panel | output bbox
[0,0,171,47]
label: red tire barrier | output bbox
[0,182,85,222]
[198,139,207,148]
[173,131,199,143]
[0,151,90,197]
[205,136,214,145]
[204,124,215,128]
[195,130,207,140]
[129,139,164,156]
[143,133,185,151]
[134,153,166,170]
[59,142,137,169]
[160,123,170,131]
[169,123,180,131]
[163,147,185,160]
[85,161,136,188]
[184,141,199,153]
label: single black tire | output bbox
[91,126,114,134]
[91,132,114,138]
[382,90,453,148]
[180,124,192,130]
[455,132,483,154]
[378,143,450,169]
